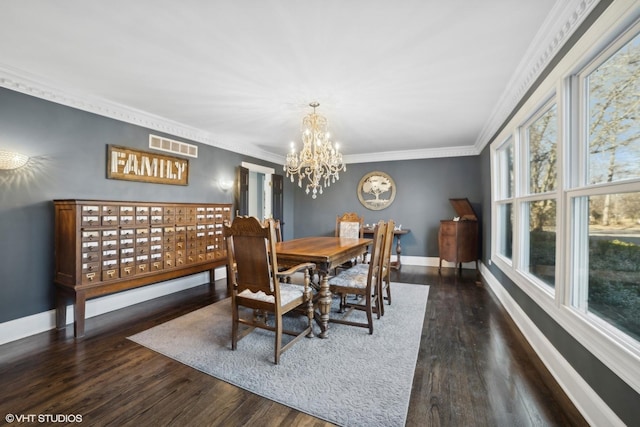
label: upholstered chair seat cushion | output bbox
[350,263,387,276]
[350,263,369,274]
[328,268,371,289]
[238,282,306,306]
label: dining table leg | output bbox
[317,271,332,338]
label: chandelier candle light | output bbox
[284,102,346,199]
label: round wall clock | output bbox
[357,171,396,210]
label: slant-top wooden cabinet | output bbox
[54,199,232,338]
[438,198,479,275]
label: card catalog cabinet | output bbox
[438,198,479,275]
[54,200,232,338]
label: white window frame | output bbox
[517,96,560,295]
[490,5,640,394]
[491,136,515,267]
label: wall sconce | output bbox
[217,179,234,192]
[0,150,30,170]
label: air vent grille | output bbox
[149,134,198,158]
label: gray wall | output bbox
[0,87,287,323]
[290,157,482,259]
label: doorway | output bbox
[240,162,273,220]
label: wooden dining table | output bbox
[275,236,372,338]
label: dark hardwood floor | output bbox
[0,266,587,426]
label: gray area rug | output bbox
[128,282,429,427]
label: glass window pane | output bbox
[586,191,640,341]
[587,32,640,184]
[498,203,513,260]
[527,200,556,287]
[527,104,557,193]
[497,139,514,199]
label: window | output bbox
[570,28,640,343]
[571,191,640,342]
[522,102,558,288]
[495,138,514,261]
[586,34,640,185]
[525,199,557,287]
[490,10,640,389]
[526,104,558,194]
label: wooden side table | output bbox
[363,227,410,269]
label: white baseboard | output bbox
[480,263,624,427]
[0,267,227,346]
[395,255,477,270]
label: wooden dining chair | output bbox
[378,219,395,315]
[335,212,364,239]
[224,216,316,364]
[261,218,282,241]
[327,220,386,334]
[349,219,395,315]
[334,212,365,274]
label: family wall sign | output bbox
[107,144,189,186]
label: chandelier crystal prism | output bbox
[284,102,346,199]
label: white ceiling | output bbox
[0,1,598,164]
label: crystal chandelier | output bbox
[284,102,346,199]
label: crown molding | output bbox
[473,0,600,153]
[344,145,478,165]
[0,65,283,165]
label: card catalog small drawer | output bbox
[82,231,100,242]
[120,248,135,260]
[82,271,99,285]
[102,239,118,251]
[119,215,134,226]
[81,215,100,227]
[102,229,118,239]
[101,205,117,216]
[120,237,134,249]
[81,205,99,215]
[81,251,100,263]
[120,265,135,278]
[102,215,118,226]
[82,241,100,254]
[102,259,119,271]
[82,262,100,274]
[119,206,134,215]
[135,215,149,225]
[102,269,119,281]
